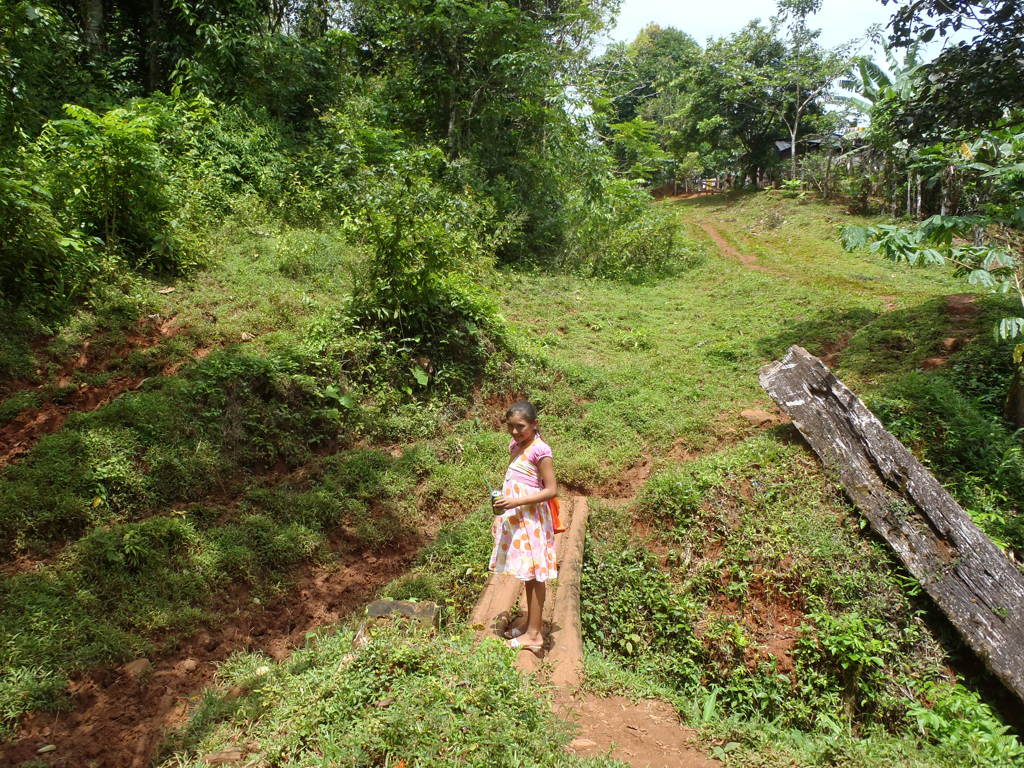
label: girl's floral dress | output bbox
[488,437,558,582]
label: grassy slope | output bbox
[3,192,1022,766]
[157,192,1021,767]
[0,211,510,736]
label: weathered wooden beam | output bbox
[759,345,1024,704]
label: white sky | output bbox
[603,0,968,58]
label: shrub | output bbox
[0,161,98,315]
[908,682,1024,767]
[344,150,510,393]
[559,177,702,282]
[37,102,194,272]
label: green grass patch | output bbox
[156,623,622,768]
[581,436,1023,767]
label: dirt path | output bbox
[0,316,184,468]
[0,536,421,768]
[471,497,721,768]
[697,221,773,275]
[920,293,979,370]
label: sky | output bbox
[603,0,965,58]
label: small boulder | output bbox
[179,658,199,673]
[569,738,598,749]
[365,599,440,628]
[122,658,151,680]
[203,748,244,764]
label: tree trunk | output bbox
[823,148,834,199]
[81,0,103,61]
[145,0,161,93]
[790,124,798,180]
[760,346,1024,707]
[1006,366,1024,428]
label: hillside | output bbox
[1,192,1021,767]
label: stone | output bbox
[122,658,151,679]
[180,658,199,673]
[203,748,244,763]
[240,332,255,342]
[740,409,776,427]
[365,599,440,628]
[569,738,597,749]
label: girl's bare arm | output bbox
[492,457,558,509]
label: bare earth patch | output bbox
[0,316,185,468]
[697,221,774,275]
[560,694,720,768]
[920,294,979,371]
[0,537,421,768]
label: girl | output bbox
[489,400,561,654]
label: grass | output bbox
[0,207,517,733]
[476,190,1022,764]
[2,191,1022,766]
[155,622,622,768]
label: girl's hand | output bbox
[492,495,517,511]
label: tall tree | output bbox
[675,21,810,184]
[772,0,850,179]
[881,0,1024,136]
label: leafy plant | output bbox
[38,102,194,273]
[907,682,1024,767]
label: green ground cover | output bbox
[157,193,1021,767]
[156,624,620,768]
[3,192,1022,766]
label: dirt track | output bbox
[0,537,420,768]
[471,496,721,768]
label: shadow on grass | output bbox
[755,306,879,364]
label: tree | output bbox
[592,24,700,128]
[881,0,1024,137]
[772,0,851,179]
[590,25,700,184]
[676,21,788,184]
[673,17,845,185]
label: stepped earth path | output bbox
[471,496,721,768]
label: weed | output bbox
[157,625,621,767]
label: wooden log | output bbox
[548,496,589,688]
[759,345,1024,704]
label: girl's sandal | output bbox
[507,637,543,655]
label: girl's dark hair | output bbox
[505,400,538,422]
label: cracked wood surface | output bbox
[760,345,1024,705]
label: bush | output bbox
[37,102,194,272]
[344,150,510,393]
[559,177,701,282]
[0,161,98,315]
[908,682,1024,767]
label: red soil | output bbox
[919,293,979,371]
[1,536,421,768]
[0,316,182,469]
[561,694,721,768]
[697,221,773,275]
